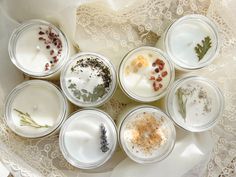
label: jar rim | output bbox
[164,14,220,70]
[165,76,225,132]
[4,80,69,138]
[59,108,118,169]
[118,46,175,102]
[8,19,70,78]
[119,105,176,164]
[60,52,117,107]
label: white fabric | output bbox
[0,0,236,177]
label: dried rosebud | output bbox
[159,65,164,70]
[155,59,164,65]
[156,76,162,82]
[149,76,155,80]
[161,71,168,77]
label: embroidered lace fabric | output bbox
[0,0,235,176]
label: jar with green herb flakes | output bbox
[60,52,117,107]
[165,76,224,132]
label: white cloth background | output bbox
[0,0,236,177]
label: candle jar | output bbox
[4,80,70,138]
[59,108,117,169]
[118,46,175,102]
[60,52,117,107]
[117,105,176,164]
[165,76,224,132]
[8,20,70,79]
[156,14,219,71]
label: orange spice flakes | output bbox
[125,55,149,75]
[128,113,166,154]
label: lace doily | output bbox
[0,0,236,177]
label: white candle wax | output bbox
[165,76,224,132]
[61,52,116,107]
[161,15,219,70]
[4,80,68,138]
[9,20,69,78]
[119,47,174,102]
[118,105,176,164]
[59,109,117,169]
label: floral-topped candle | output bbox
[157,14,219,70]
[117,105,176,164]
[165,76,224,132]
[59,108,117,169]
[4,80,69,138]
[8,20,69,79]
[60,52,116,107]
[118,46,174,102]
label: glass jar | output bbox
[118,46,175,102]
[60,52,117,107]
[117,105,176,164]
[59,108,117,169]
[8,19,70,79]
[156,14,219,71]
[165,76,224,132]
[4,80,70,138]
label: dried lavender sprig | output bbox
[100,124,109,153]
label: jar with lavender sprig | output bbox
[59,108,117,169]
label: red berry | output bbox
[156,59,164,65]
[50,50,54,55]
[159,65,164,70]
[153,82,159,91]
[45,63,49,67]
[156,76,162,82]
[161,71,168,77]
[150,76,155,80]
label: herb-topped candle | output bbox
[165,76,224,132]
[118,46,174,102]
[59,108,117,169]
[60,52,116,107]
[117,105,176,164]
[4,80,69,138]
[8,20,69,79]
[157,14,219,70]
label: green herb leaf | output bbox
[68,83,76,89]
[14,109,50,128]
[176,88,188,120]
[194,36,212,61]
